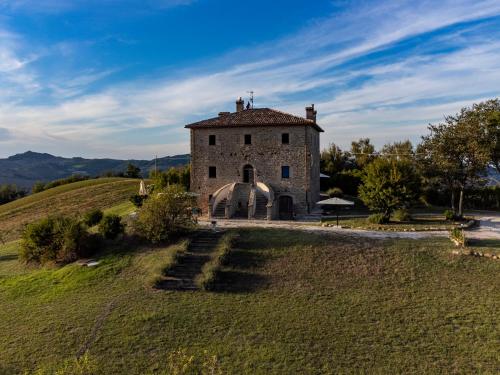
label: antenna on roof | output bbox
[247,90,254,109]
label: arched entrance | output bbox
[278,195,293,220]
[243,164,254,184]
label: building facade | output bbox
[185,99,323,220]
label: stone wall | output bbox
[190,125,321,216]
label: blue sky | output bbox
[1,0,500,159]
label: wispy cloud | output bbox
[0,0,499,158]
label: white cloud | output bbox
[1,0,500,158]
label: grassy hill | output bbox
[0,178,139,241]
[0,151,189,189]
[0,229,498,373]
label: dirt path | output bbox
[201,219,448,239]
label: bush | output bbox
[20,216,96,264]
[367,213,389,224]
[444,209,460,221]
[133,184,196,243]
[326,187,343,198]
[392,208,412,222]
[82,209,103,227]
[450,227,466,246]
[98,214,125,240]
[129,194,145,208]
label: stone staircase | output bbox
[232,184,251,218]
[158,230,224,291]
[213,198,227,218]
[254,191,268,219]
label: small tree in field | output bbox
[134,184,196,243]
[359,158,420,222]
[125,163,141,178]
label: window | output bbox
[244,134,252,145]
[281,166,290,179]
[282,133,289,144]
[209,134,216,145]
[209,166,217,178]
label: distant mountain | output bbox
[0,151,190,189]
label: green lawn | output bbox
[0,178,139,242]
[322,215,457,231]
[1,228,499,374]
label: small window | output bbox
[244,134,252,145]
[282,133,289,144]
[209,166,217,178]
[281,166,290,179]
[209,135,216,145]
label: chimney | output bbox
[236,97,244,112]
[305,104,317,122]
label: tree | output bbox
[320,143,351,176]
[358,158,420,221]
[350,138,376,169]
[380,140,414,162]
[486,109,500,172]
[419,102,492,217]
[134,184,196,243]
[320,143,360,194]
[0,184,26,205]
[125,163,141,178]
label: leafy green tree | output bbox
[0,184,26,205]
[419,101,492,217]
[381,140,414,162]
[359,158,420,221]
[125,163,141,178]
[320,143,351,175]
[134,184,196,243]
[350,138,376,169]
[32,181,46,194]
[486,109,500,172]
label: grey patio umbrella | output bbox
[316,197,355,226]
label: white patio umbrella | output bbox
[316,197,355,226]
[139,180,147,196]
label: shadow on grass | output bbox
[213,248,269,293]
[467,238,500,249]
[215,270,268,293]
[0,254,17,262]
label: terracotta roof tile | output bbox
[185,108,324,132]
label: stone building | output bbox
[185,98,323,220]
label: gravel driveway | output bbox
[468,214,500,240]
[200,219,448,239]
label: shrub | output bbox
[392,208,412,222]
[20,216,95,264]
[129,194,145,208]
[133,184,197,243]
[82,209,103,227]
[326,187,343,198]
[450,227,466,246]
[367,213,389,224]
[444,209,457,221]
[98,214,125,240]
